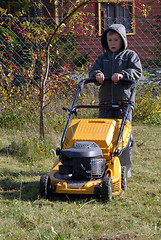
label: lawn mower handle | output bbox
[79,78,136,90]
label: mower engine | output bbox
[59,141,106,180]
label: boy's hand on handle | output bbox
[111,73,124,84]
[96,72,105,84]
[96,72,123,84]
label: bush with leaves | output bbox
[0,66,40,129]
[134,83,161,125]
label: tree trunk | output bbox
[40,82,45,140]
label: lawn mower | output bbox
[39,78,135,201]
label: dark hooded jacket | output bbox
[89,24,142,106]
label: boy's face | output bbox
[106,32,122,52]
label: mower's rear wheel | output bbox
[101,176,113,201]
[39,174,51,199]
[121,166,127,191]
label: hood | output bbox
[101,24,127,51]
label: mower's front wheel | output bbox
[101,176,113,201]
[39,174,51,199]
[121,166,127,191]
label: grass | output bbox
[0,123,161,240]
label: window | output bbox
[98,0,135,35]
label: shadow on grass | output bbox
[0,180,40,201]
[0,143,50,201]
[0,169,42,201]
[48,192,99,203]
[0,169,100,203]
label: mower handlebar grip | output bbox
[118,78,136,86]
[80,78,136,86]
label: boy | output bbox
[89,24,142,177]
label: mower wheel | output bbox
[101,176,113,201]
[39,174,51,199]
[121,166,127,191]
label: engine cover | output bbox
[61,141,103,158]
[59,141,106,179]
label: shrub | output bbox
[134,83,161,125]
[0,75,40,129]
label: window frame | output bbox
[98,0,135,36]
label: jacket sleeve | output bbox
[120,51,142,81]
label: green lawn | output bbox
[0,123,161,240]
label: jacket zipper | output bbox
[111,52,115,104]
